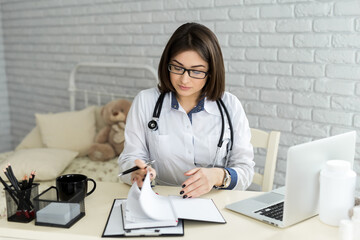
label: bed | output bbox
[0,62,158,219]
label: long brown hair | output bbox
[158,23,225,101]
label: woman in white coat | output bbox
[118,22,254,198]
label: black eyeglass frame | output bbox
[168,64,209,79]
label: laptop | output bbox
[226,131,356,228]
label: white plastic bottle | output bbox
[339,219,353,240]
[319,160,356,226]
[352,206,360,240]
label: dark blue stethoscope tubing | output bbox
[148,93,166,130]
[215,100,225,148]
[152,92,165,118]
[149,92,234,152]
[218,98,234,151]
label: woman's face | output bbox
[169,50,209,102]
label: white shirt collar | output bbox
[204,98,221,116]
[162,91,221,117]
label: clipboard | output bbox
[121,171,226,231]
[102,199,184,237]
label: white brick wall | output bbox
[0,6,11,153]
[0,0,359,191]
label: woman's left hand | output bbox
[180,167,225,198]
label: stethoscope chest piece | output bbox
[148,119,158,131]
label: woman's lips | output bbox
[179,85,191,90]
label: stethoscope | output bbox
[148,92,234,168]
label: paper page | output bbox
[169,196,226,223]
[102,199,184,237]
[122,201,178,230]
[125,181,147,219]
[138,171,177,221]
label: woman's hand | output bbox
[180,167,225,198]
[130,159,156,188]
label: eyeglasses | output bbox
[168,64,208,79]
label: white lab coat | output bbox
[118,88,254,190]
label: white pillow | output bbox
[36,107,96,157]
[0,148,79,181]
[15,125,44,150]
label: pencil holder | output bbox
[33,186,85,228]
[4,183,39,223]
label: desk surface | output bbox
[0,181,338,240]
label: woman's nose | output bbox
[179,71,191,83]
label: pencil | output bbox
[0,175,19,203]
[21,175,28,190]
[28,171,35,187]
[7,164,18,186]
[3,170,17,192]
[2,167,35,219]
[5,166,20,191]
[7,164,15,178]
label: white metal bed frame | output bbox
[68,62,158,111]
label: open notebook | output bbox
[122,171,226,230]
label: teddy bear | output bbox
[88,99,132,162]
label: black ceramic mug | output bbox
[56,174,96,201]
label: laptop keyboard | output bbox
[254,202,284,221]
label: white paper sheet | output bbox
[138,170,176,221]
[169,196,225,223]
[102,199,184,237]
[122,171,225,231]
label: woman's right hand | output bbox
[130,159,156,188]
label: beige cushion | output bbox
[36,107,96,157]
[15,125,44,150]
[0,148,79,181]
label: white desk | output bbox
[0,182,338,240]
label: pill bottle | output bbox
[339,219,353,240]
[319,160,356,226]
[352,206,360,240]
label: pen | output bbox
[118,160,155,176]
